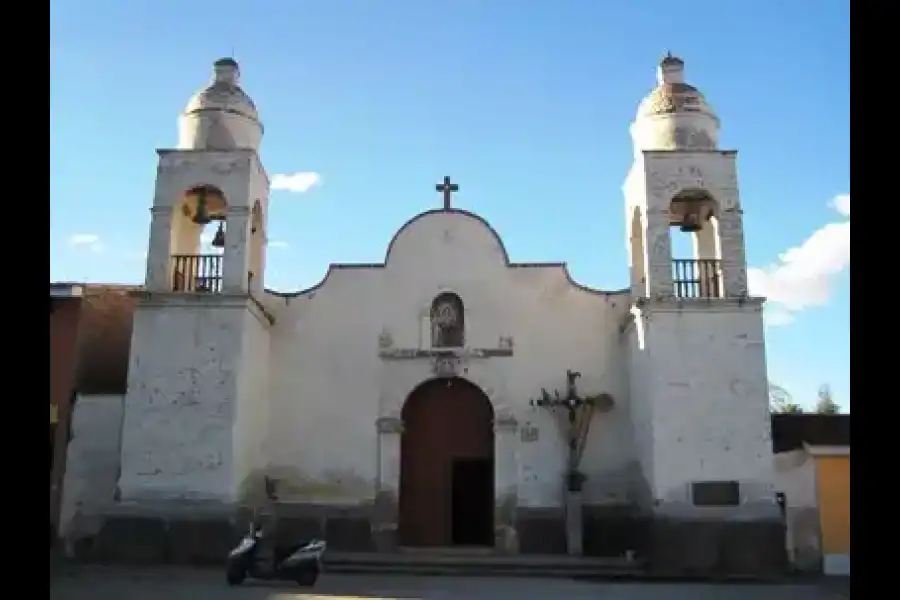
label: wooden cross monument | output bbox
[435,176,458,210]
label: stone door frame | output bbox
[374,354,519,552]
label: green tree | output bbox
[769,382,803,414]
[815,384,841,414]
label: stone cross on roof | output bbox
[435,176,458,210]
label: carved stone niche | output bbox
[494,410,518,432]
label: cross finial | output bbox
[435,176,458,210]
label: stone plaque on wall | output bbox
[691,480,740,507]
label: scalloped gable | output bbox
[385,209,508,269]
[267,209,628,298]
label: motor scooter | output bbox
[227,479,325,589]
[226,518,326,586]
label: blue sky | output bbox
[50,0,850,411]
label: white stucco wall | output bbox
[117,297,258,503]
[260,210,633,508]
[233,306,271,499]
[630,301,775,510]
[625,317,654,505]
[773,449,821,569]
[59,394,124,541]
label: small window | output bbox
[691,480,740,507]
[430,293,465,348]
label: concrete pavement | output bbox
[50,566,848,600]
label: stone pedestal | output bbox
[565,491,583,556]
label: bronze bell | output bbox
[211,221,226,248]
[192,189,212,225]
[680,213,702,233]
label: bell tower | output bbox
[623,55,779,556]
[117,58,272,509]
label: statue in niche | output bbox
[430,292,465,348]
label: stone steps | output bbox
[323,551,646,579]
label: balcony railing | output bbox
[672,259,722,299]
[172,254,223,293]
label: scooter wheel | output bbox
[296,570,318,587]
[226,566,246,586]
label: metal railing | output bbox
[672,259,722,299]
[172,254,223,293]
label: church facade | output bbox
[75,55,784,574]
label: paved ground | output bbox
[50,566,848,600]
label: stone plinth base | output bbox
[70,515,238,565]
[67,501,381,565]
[646,517,787,579]
[67,501,787,579]
[516,505,647,557]
[564,492,583,555]
[270,503,376,552]
[66,501,243,565]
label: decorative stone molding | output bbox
[376,416,403,434]
[377,327,394,349]
[494,412,518,432]
[379,347,513,360]
[641,296,764,313]
[157,149,255,174]
[432,355,460,378]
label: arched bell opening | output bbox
[171,184,229,293]
[669,188,723,299]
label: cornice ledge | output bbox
[634,295,764,313]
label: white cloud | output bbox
[68,233,104,253]
[748,194,850,326]
[268,240,289,249]
[761,309,796,327]
[198,231,223,255]
[830,193,850,217]
[271,172,321,193]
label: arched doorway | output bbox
[399,377,495,547]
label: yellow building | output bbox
[772,414,850,576]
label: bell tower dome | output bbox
[177,58,263,152]
[630,53,720,154]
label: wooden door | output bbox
[398,377,494,547]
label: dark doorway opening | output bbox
[451,457,494,546]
